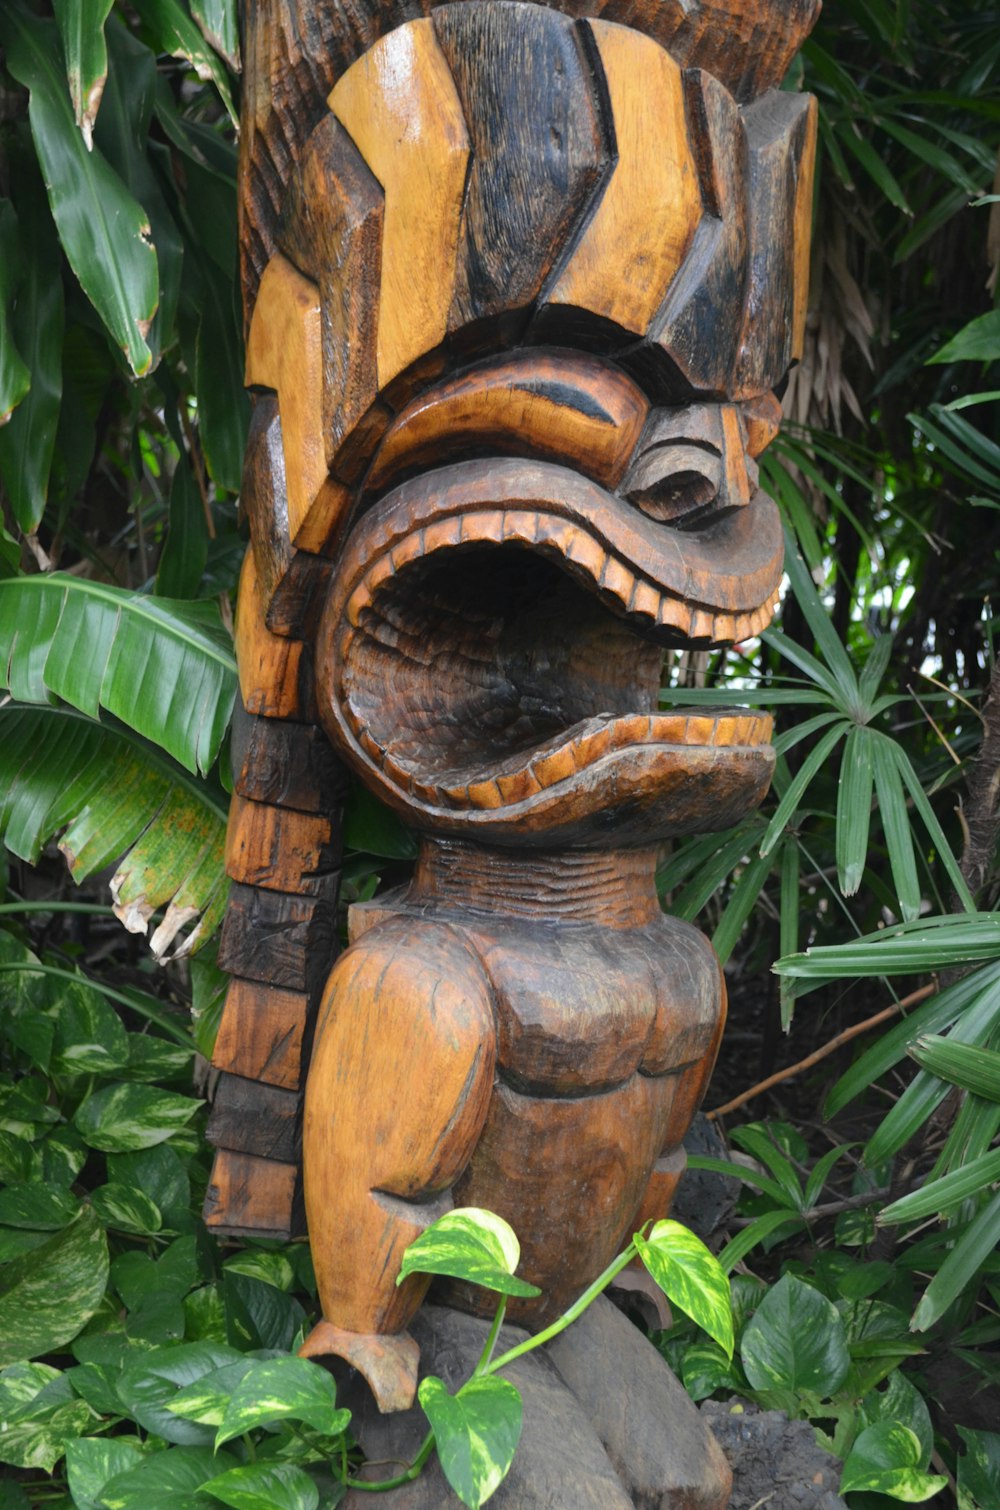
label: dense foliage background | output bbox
[1,0,1000,1504]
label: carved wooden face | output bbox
[244,0,817,846]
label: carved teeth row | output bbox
[345,511,782,644]
[353,710,774,810]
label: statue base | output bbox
[340,1296,732,1509]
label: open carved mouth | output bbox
[316,452,780,846]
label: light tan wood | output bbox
[245,255,336,546]
[741,391,783,457]
[225,792,338,895]
[303,916,497,1336]
[545,22,701,336]
[299,1322,420,1413]
[329,20,470,391]
[235,549,310,720]
[204,1147,297,1235]
[792,94,819,360]
[366,351,649,496]
[213,977,310,1091]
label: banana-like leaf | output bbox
[0,704,227,959]
[0,202,31,425]
[0,573,236,775]
[189,0,239,71]
[131,0,237,126]
[0,4,159,377]
[52,0,115,148]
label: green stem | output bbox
[345,1429,437,1493]
[0,901,116,915]
[0,961,192,1046]
[472,1294,507,1377]
[486,1243,638,1375]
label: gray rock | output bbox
[700,1400,846,1510]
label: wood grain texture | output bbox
[208,1072,300,1163]
[330,20,469,392]
[278,114,385,478]
[204,1147,297,1236]
[365,350,648,496]
[645,68,748,398]
[543,21,701,340]
[433,2,611,331]
[231,698,348,813]
[245,255,328,544]
[235,549,314,721]
[303,916,497,1335]
[225,793,341,895]
[792,92,819,361]
[218,879,338,995]
[213,977,311,1091]
[733,88,816,399]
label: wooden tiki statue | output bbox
[206,0,820,1416]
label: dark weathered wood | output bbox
[204,1147,298,1236]
[208,1072,300,1163]
[225,793,341,895]
[214,976,311,1090]
[217,879,337,994]
[434,3,612,332]
[231,698,348,813]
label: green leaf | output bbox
[0,202,31,424]
[911,1189,1000,1331]
[156,457,208,599]
[860,1372,934,1469]
[680,1341,742,1401]
[189,0,239,69]
[419,1375,522,1510]
[52,0,115,147]
[908,1035,1000,1101]
[957,1426,1000,1510]
[214,1357,351,1449]
[837,726,874,896]
[930,309,1000,364]
[741,1274,850,1400]
[0,578,236,774]
[99,1445,238,1510]
[872,734,922,922]
[74,1082,201,1152]
[778,913,1000,980]
[840,1422,947,1500]
[0,1364,93,1471]
[397,1208,541,1299]
[90,1184,163,1236]
[195,263,248,494]
[50,970,130,1074]
[634,1220,734,1357]
[119,1341,243,1446]
[0,1183,79,1231]
[199,1463,319,1510]
[222,1271,307,1352]
[758,723,848,859]
[65,1437,144,1510]
[0,6,158,376]
[131,0,237,125]
[0,1207,109,1366]
[165,1356,258,1425]
[0,170,64,532]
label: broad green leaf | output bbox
[0,1207,109,1366]
[911,1189,1000,1331]
[50,971,130,1075]
[0,202,31,424]
[109,1144,190,1223]
[0,168,63,531]
[836,726,874,896]
[165,1356,258,1424]
[872,735,921,922]
[930,309,1000,364]
[119,1341,243,1445]
[223,1251,296,1292]
[957,1427,1000,1510]
[199,1463,319,1510]
[222,1271,307,1352]
[0,579,236,775]
[195,261,249,494]
[398,1208,541,1299]
[131,0,237,125]
[344,783,418,861]
[717,1208,805,1274]
[680,1341,742,1401]
[74,1082,201,1152]
[157,457,208,599]
[0,6,158,376]
[99,1445,239,1510]
[215,1357,351,1448]
[65,1437,144,1510]
[89,1184,163,1236]
[189,0,239,69]
[634,1220,734,1357]
[741,1274,850,1400]
[0,1364,93,1471]
[908,1035,1000,1101]
[0,1183,78,1231]
[419,1375,522,1510]
[52,0,114,147]
[840,1422,947,1500]
[860,1372,934,1468]
[711,846,774,966]
[124,1033,194,1082]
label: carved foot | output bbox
[298,1321,420,1413]
[338,1298,731,1508]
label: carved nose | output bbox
[621,403,756,528]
